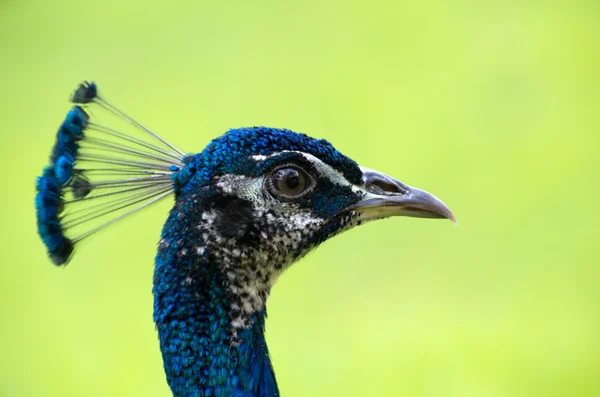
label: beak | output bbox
[346,167,457,224]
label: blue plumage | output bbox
[177,127,362,190]
[36,82,182,265]
[35,82,456,397]
[35,106,88,264]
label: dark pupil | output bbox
[274,168,304,194]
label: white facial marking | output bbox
[199,150,364,330]
[250,154,268,161]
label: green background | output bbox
[1,1,598,396]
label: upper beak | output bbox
[346,167,457,224]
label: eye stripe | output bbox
[250,150,353,185]
[250,154,268,161]
[251,152,318,176]
[248,150,360,187]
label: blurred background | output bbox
[1,1,599,396]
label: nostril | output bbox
[361,168,410,196]
[365,179,405,196]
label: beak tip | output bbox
[443,209,457,225]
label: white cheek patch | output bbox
[215,174,265,203]
[208,151,365,330]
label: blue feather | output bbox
[36,82,361,395]
[36,81,455,397]
[35,82,183,265]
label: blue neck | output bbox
[153,201,279,397]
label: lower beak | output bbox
[346,167,457,224]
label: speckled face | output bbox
[171,128,454,331]
[194,150,366,328]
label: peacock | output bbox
[35,82,456,397]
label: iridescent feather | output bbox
[35,82,185,265]
[36,82,455,397]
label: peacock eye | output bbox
[267,166,313,200]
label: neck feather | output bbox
[153,199,279,397]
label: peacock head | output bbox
[36,83,457,395]
[168,127,455,326]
